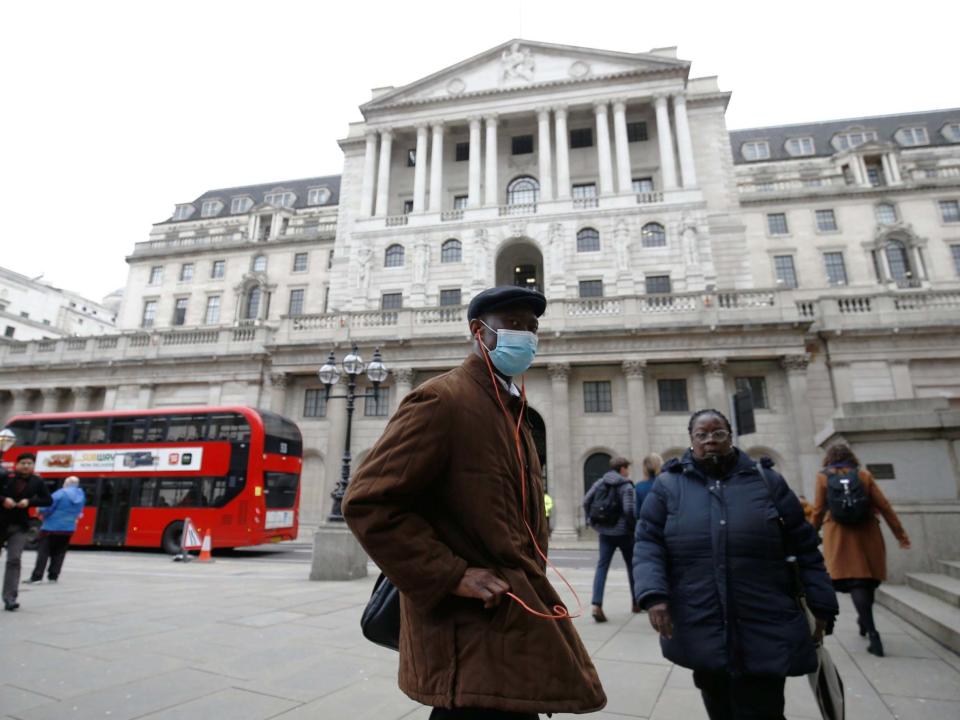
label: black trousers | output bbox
[2,526,30,603]
[31,532,73,581]
[429,709,538,719]
[692,670,786,720]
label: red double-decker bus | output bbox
[1,406,302,553]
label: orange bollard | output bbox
[197,529,214,563]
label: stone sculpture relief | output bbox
[501,43,535,82]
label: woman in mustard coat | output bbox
[813,444,911,657]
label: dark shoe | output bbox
[592,605,607,623]
[632,603,643,613]
[4,601,19,611]
[867,632,884,657]
[47,578,57,583]
[23,577,41,584]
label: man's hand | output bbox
[16,499,29,509]
[899,537,911,550]
[647,602,673,639]
[453,568,511,609]
[2,498,14,510]
[812,617,828,645]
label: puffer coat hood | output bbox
[40,485,86,532]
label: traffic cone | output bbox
[197,530,214,563]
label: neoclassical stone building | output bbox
[1,41,958,548]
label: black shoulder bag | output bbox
[360,572,401,651]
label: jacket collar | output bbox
[675,447,755,481]
[461,353,524,413]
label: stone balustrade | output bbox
[131,221,337,256]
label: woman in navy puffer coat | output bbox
[633,409,838,720]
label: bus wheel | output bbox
[161,522,184,555]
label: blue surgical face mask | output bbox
[480,321,538,377]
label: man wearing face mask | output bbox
[344,286,606,719]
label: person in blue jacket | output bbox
[634,453,662,514]
[633,409,838,720]
[27,476,85,583]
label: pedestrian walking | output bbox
[1,453,52,611]
[583,456,637,622]
[634,453,662,514]
[26,475,85,584]
[812,443,911,657]
[343,286,606,719]
[634,409,838,720]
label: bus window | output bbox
[79,478,99,507]
[74,418,109,444]
[263,472,299,509]
[4,420,36,446]
[36,420,72,446]
[145,417,167,443]
[167,414,206,442]
[109,417,147,444]
[157,478,203,507]
[206,413,250,443]
[137,478,159,507]
[259,410,303,456]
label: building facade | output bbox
[1,41,958,559]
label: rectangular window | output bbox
[303,389,327,418]
[658,379,689,412]
[572,183,597,199]
[824,252,848,286]
[179,263,194,282]
[583,381,613,413]
[898,127,929,146]
[735,376,769,409]
[211,260,225,279]
[866,164,884,187]
[512,135,534,155]
[406,148,416,167]
[645,275,672,294]
[455,142,469,162]
[767,213,789,235]
[632,177,654,193]
[439,288,461,306]
[204,296,221,324]
[952,245,960,276]
[201,200,221,217]
[381,292,403,310]
[364,386,391,417]
[264,192,295,207]
[288,289,305,316]
[774,255,798,288]
[627,121,648,142]
[453,195,468,210]
[785,137,815,156]
[578,279,603,298]
[293,252,308,272]
[74,418,109,444]
[141,300,157,328]
[939,199,960,223]
[569,128,593,148]
[230,196,252,214]
[815,209,837,232]
[742,141,770,161]
[4,326,14,338]
[866,463,896,480]
[172,298,188,326]
[149,266,163,285]
[402,200,414,214]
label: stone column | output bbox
[848,157,865,186]
[890,361,914,399]
[673,94,698,188]
[207,382,223,406]
[6,389,30,420]
[374,129,393,217]
[887,152,902,184]
[40,388,60,414]
[654,94,678,190]
[881,154,894,187]
[137,384,155,409]
[623,360,649,465]
[246,381,262,408]
[484,115,499,207]
[536,108,554,201]
[547,363,576,540]
[857,156,871,187]
[412,124,429,213]
[612,99,633,194]
[269,373,289,414]
[782,355,818,494]
[593,102,615,195]
[467,117,482,208]
[554,106,570,199]
[428,123,445,212]
[392,368,415,412]
[102,386,119,410]
[359,132,378,217]
[830,361,854,406]
[72,386,93,412]
[702,358,728,412]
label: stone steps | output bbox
[877,566,960,654]
[939,560,960,581]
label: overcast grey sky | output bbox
[3,0,958,300]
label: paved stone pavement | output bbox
[1,548,958,720]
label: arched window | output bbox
[641,222,666,247]
[441,239,462,263]
[884,240,913,284]
[384,244,405,267]
[506,176,539,205]
[576,228,600,252]
[583,452,612,496]
[875,203,897,225]
[244,286,262,320]
[252,255,267,273]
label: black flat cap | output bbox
[467,286,547,321]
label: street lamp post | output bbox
[0,428,16,454]
[318,344,389,522]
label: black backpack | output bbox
[826,469,870,525]
[588,480,627,526]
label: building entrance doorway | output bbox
[496,240,543,293]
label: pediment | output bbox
[362,40,689,112]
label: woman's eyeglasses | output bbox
[692,430,731,442]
